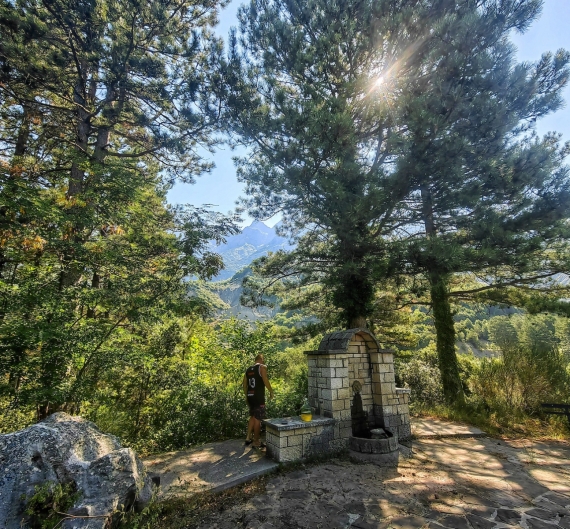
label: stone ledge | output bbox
[396,387,411,394]
[264,416,335,432]
[305,349,395,356]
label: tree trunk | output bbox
[429,271,464,404]
[14,106,31,157]
[1,107,32,280]
[68,68,91,199]
[86,271,100,318]
[349,316,367,329]
[59,68,91,290]
[421,185,464,405]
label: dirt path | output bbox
[194,435,570,529]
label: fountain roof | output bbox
[317,328,380,352]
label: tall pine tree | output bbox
[389,1,570,402]
[226,0,442,328]
[229,0,570,404]
[0,0,237,419]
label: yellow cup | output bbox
[300,413,312,422]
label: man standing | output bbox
[243,354,274,449]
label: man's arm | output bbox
[242,374,248,400]
[260,364,274,399]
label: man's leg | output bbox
[252,417,261,447]
[246,415,256,442]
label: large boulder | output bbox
[0,413,154,528]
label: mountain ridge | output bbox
[210,220,293,281]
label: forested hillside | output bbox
[0,0,240,430]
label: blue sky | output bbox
[167,0,570,227]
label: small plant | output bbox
[23,481,81,529]
[116,492,163,529]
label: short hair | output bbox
[255,354,264,363]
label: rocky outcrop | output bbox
[0,413,153,529]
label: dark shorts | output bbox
[249,403,266,421]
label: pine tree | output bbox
[226,0,443,328]
[0,0,237,419]
[229,0,570,404]
[389,2,570,403]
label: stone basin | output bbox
[349,428,398,454]
[349,428,399,466]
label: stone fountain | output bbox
[264,328,411,463]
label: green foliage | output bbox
[79,317,309,454]
[117,496,163,529]
[472,314,570,416]
[227,0,447,328]
[267,344,309,418]
[0,396,34,433]
[397,307,570,427]
[23,482,80,529]
[0,0,238,424]
[397,347,445,407]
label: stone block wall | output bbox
[366,350,411,441]
[307,352,351,431]
[394,388,411,440]
[306,336,411,443]
[347,336,374,420]
[265,417,344,463]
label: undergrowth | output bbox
[23,482,81,529]
[117,474,271,529]
[411,403,570,440]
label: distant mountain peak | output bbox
[210,221,293,281]
[249,220,269,228]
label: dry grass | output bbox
[412,404,570,441]
[121,454,344,529]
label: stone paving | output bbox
[195,435,570,529]
[411,418,485,439]
[143,439,278,495]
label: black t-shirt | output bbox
[246,363,265,406]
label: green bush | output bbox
[83,318,309,454]
[0,397,35,434]
[397,348,445,407]
[470,315,570,417]
[141,383,249,452]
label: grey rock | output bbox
[495,508,521,524]
[525,516,558,529]
[383,514,427,528]
[533,498,570,516]
[465,513,496,529]
[352,518,390,529]
[525,508,558,522]
[343,500,367,516]
[280,490,308,500]
[543,492,570,509]
[437,514,471,529]
[0,413,153,529]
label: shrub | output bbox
[471,315,570,417]
[397,348,445,407]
